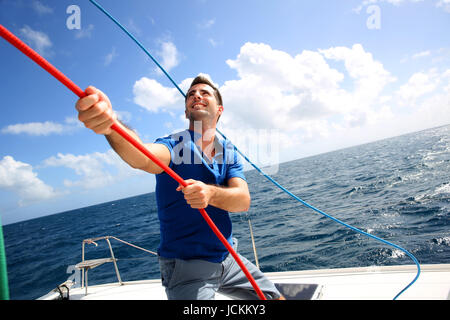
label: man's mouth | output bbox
[192,102,207,110]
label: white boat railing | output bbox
[77,236,157,295]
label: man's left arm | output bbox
[176,177,251,212]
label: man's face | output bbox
[185,83,223,123]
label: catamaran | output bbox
[37,235,450,300]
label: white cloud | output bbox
[115,110,132,124]
[0,156,57,206]
[31,0,53,15]
[436,0,450,12]
[42,150,143,190]
[132,74,217,114]
[401,49,440,63]
[220,42,394,136]
[156,41,180,73]
[353,0,450,15]
[393,68,450,129]
[319,44,396,105]
[353,0,429,13]
[209,38,222,48]
[19,25,53,57]
[104,47,118,66]
[132,77,187,112]
[385,71,450,134]
[126,19,142,36]
[131,42,450,162]
[75,24,94,39]
[2,121,63,136]
[412,50,431,59]
[197,18,216,29]
[132,42,397,139]
[1,118,82,136]
[396,69,441,104]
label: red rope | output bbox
[0,24,267,300]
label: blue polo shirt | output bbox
[154,130,246,262]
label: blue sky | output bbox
[0,0,449,224]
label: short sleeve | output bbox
[225,142,246,182]
[154,135,176,169]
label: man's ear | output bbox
[216,105,224,123]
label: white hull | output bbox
[39,263,450,300]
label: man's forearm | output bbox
[208,184,251,213]
[105,121,150,170]
[104,121,171,174]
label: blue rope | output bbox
[88,0,421,300]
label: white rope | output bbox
[84,236,158,256]
[247,218,260,269]
[110,236,158,256]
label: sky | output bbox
[0,0,449,225]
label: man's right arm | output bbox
[75,86,170,174]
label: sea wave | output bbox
[4,125,450,299]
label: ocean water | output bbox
[3,125,450,300]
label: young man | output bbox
[75,75,282,300]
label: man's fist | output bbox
[75,86,116,135]
[176,179,215,209]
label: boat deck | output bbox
[39,264,450,300]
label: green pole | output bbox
[0,216,10,300]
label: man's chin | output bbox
[187,111,210,121]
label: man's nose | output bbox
[193,91,202,100]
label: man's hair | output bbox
[186,75,223,106]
